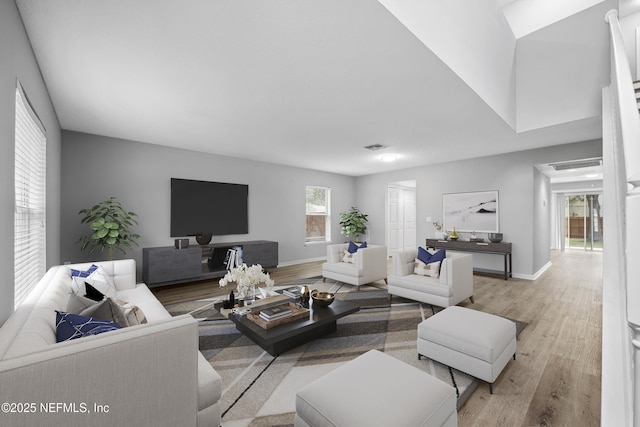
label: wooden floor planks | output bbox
[151,250,603,426]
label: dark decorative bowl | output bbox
[310,290,335,307]
[488,233,503,243]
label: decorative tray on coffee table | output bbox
[246,302,309,330]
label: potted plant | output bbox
[339,206,368,242]
[77,197,141,260]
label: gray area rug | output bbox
[166,278,526,427]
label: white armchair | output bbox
[387,249,474,308]
[322,243,388,289]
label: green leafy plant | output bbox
[77,197,140,260]
[339,206,368,242]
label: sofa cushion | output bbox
[322,261,363,278]
[390,274,452,297]
[198,352,223,410]
[55,311,122,342]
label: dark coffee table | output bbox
[228,299,359,356]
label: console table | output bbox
[425,239,512,280]
[143,240,278,287]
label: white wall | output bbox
[0,0,61,324]
[378,0,516,128]
[60,131,357,279]
[355,139,602,278]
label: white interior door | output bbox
[402,189,416,250]
[387,185,417,256]
[387,187,402,255]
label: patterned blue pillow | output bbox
[55,311,121,342]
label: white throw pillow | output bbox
[414,259,441,278]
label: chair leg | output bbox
[431,305,436,316]
[489,383,494,394]
[513,353,516,360]
[384,278,388,284]
[322,277,326,282]
[469,296,475,304]
[388,294,392,301]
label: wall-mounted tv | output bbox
[170,178,249,237]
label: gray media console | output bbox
[142,240,278,287]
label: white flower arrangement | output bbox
[432,220,443,232]
[219,263,275,298]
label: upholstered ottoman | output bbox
[417,306,516,393]
[295,349,457,427]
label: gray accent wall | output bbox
[0,1,62,324]
[60,131,357,279]
[355,139,602,277]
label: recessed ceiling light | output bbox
[381,154,397,162]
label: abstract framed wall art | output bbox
[442,190,499,233]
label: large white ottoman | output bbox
[295,349,457,427]
[417,306,516,394]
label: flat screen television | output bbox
[170,178,249,237]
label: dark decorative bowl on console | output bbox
[310,290,335,307]
[488,233,503,243]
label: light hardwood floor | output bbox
[152,250,602,426]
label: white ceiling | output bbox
[15,0,615,176]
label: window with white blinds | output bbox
[14,83,46,308]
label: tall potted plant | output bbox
[339,206,368,242]
[77,197,140,260]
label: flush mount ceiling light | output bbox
[381,154,398,162]
[364,144,387,151]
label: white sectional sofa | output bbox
[0,259,221,427]
[387,249,474,308]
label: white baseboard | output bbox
[276,256,327,268]
[512,261,552,281]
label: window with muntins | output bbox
[14,83,46,308]
[305,186,330,243]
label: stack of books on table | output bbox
[259,304,293,322]
[282,286,302,299]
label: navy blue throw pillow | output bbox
[55,311,121,342]
[418,247,446,265]
[347,241,368,253]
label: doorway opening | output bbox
[565,193,603,251]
